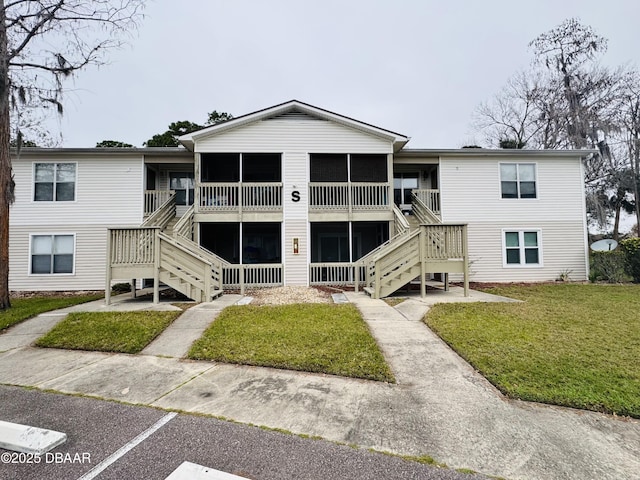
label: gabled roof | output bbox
[178,100,410,151]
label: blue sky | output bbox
[50,0,640,149]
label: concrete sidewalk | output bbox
[0,288,639,479]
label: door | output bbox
[394,172,419,211]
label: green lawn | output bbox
[0,294,103,331]
[189,303,395,382]
[35,311,180,354]
[425,284,640,418]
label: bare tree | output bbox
[473,71,547,149]
[616,71,640,233]
[474,19,638,238]
[0,1,145,310]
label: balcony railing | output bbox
[144,190,174,216]
[412,189,440,215]
[199,182,282,212]
[309,182,389,211]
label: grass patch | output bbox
[35,311,180,354]
[188,303,394,382]
[426,284,640,418]
[383,297,407,307]
[0,294,103,331]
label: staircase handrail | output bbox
[142,193,176,229]
[393,204,410,235]
[173,205,195,240]
[411,192,441,225]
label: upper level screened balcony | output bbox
[197,153,283,213]
[308,153,391,212]
[141,152,395,217]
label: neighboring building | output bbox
[8,100,591,300]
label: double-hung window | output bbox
[500,163,536,199]
[30,234,75,274]
[504,230,541,266]
[34,163,76,201]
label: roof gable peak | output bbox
[178,100,408,150]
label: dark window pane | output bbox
[524,248,539,264]
[53,254,73,273]
[56,182,75,201]
[350,154,387,182]
[35,183,53,201]
[506,249,520,264]
[242,153,281,182]
[310,154,348,182]
[174,189,186,205]
[32,255,52,274]
[520,182,536,198]
[201,153,240,182]
[393,189,402,205]
[242,223,281,264]
[501,181,518,198]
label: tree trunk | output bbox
[0,3,12,310]
[613,202,621,242]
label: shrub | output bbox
[590,250,628,283]
[111,282,131,294]
[620,237,640,283]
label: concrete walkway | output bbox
[0,288,639,480]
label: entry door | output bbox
[394,173,419,211]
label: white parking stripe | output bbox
[77,412,177,480]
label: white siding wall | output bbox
[9,154,144,290]
[439,156,588,282]
[195,117,393,285]
[195,119,393,154]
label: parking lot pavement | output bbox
[0,385,486,480]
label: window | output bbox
[34,163,76,201]
[30,234,75,274]
[504,230,541,266]
[170,172,194,206]
[500,163,536,199]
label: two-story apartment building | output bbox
[8,100,591,301]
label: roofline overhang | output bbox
[10,147,193,158]
[395,148,599,159]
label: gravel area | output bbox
[245,286,333,305]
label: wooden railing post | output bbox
[204,262,211,302]
[354,262,360,292]
[105,229,112,305]
[463,224,469,297]
[419,226,426,299]
[153,228,161,304]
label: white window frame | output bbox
[499,163,537,199]
[28,233,76,275]
[32,162,77,202]
[502,229,543,268]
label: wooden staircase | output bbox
[106,197,225,304]
[361,195,469,299]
